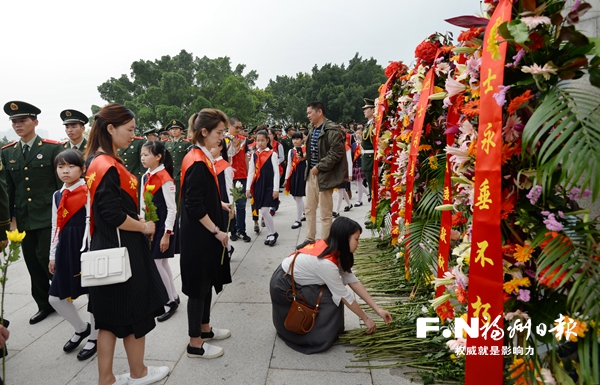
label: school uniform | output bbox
[284,147,307,197]
[247,148,280,213]
[140,165,178,259]
[49,179,88,300]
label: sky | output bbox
[0,0,483,141]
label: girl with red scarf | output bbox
[284,132,307,229]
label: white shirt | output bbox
[139,164,177,235]
[280,253,359,306]
[214,156,234,204]
[49,179,86,261]
[275,143,284,165]
[68,138,86,150]
[246,148,280,193]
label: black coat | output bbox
[180,160,231,297]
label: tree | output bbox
[95,50,265,134]
[265,53,386,125]
[0,136,9,147]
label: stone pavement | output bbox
[3,191,418,385]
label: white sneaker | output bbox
[127,366,170,385]
[112,374,129,385]
[202,327,231,341]
[187,342,224,359]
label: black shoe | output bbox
[344,204,353,212]
[296,239,315,250]
[355,202,363,207]
[64,323,91,352]
[254,224,260,234]
[238,231,251,242]
[77,340,97,361]
[29,308,55,325]
[261,218,265,227]
[291,221,301,229]
[175,296,181,305]
[368,195,372,202]
[332,212,340,218]
[229,246,235,258]
[300,216,306,222]
[157,302,178,322]
[230,232,239,241]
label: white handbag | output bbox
[80,191,132,287]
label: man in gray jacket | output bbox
[297,101,348,249]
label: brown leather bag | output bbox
[284,252,326,334]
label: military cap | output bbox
[166,119,185,130]
[60,109,88,125]
[4,101,41,119]
[248,125,259,134]
[159,130,170,135]
[143,128,158,136]
[286,125,296,132]
[362,98,375,109]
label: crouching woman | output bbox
[269,217,392,354]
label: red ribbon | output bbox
[403,64,437,276]
[465,1,512,383]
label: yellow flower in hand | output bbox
[146,184,156,193]
[6,229,26,243]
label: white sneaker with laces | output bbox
[127,366,170,385]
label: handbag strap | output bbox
[286,251,326,306]
[80,190,121,252]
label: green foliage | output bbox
[95,50,267,133]
[0,136,10,147]
[264,53,386,124]
[406,220,439,287]
[521,82,600,200]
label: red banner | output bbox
[403,66,436,275]
[465,1,512,383]
[436,108,458,297]
[370,73,396,222]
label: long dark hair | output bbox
[85,103,135,161]
[319,217,362,273]
[142,140,174,177]
[218,139,229,162]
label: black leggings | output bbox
[187,291,212,338]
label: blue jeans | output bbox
[234,179,247,233]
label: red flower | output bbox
[458,27,485,43]
[456,286,467,304]
[461,100,479,118]
[500,190,516,219]
[452,211,467,226]
[436,300,455,323]
[538,265,569,289]
[385,61,403,79]
[507,90,534,115]
[415,40,440,65]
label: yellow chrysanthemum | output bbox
[6,229,26,243]
[514,243,533,263]
[503,277,531,294]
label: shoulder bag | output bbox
[284,251,326,335]
[79,191,132,287]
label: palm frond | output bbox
[405,220,439,286]
[522,82,600,200]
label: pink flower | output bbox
[520,16,551,30]
[503,114,523,142]
[517,289,531,302]
[493,85,511,107]
[446,338,467,352]
[445,77,467,98]
[526,185,542,205]
[522,62,558,80]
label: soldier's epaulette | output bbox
[183,138,191,142]
[42,138,61,145]
[1,142,16,150]
[134,136,143,140]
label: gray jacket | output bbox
[304,119,348,191]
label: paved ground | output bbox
[3,190,418,384]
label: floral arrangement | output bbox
[143,184,159,222]
[353,0,600,383]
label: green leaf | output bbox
[552,365,576,385]
[507,20,530,44]
[589,67,600,88]
[589,38,600,56]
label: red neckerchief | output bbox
[251,149,274,196]
[86,154,138,235]
[54,183,87,240]
[144,168,173,196]
[181,147,219,198]
[291,239,339,266]
[214,158,231,175]
[353,142,362,163]
[345,132,351,152]
[285,146,305,193]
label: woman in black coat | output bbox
[84,104,169,385]
[180,108,232,359]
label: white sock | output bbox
[49,295,87,342]
[82,312,98,350]
[261,207,275,234]
[357,180,367,203]
[155,259,176,303]
[294,196,304,222]
[343,190,351,206]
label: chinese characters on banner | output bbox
[465,1,513,384]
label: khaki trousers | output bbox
[305,173,334,241]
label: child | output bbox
[247,130,280,246]
[351,136,368,206]
[48,149,97,361]
[140,140,180,322]
[211,139,235,257]
[284,132,307,229]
